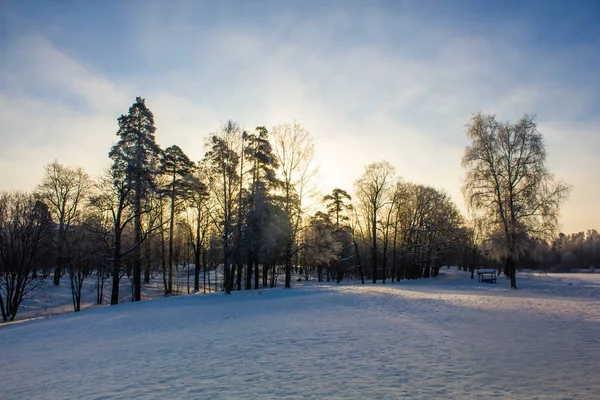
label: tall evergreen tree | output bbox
[187,163,209,292]
[161,145,196,294]
[244,126,280,289]
[205,120,241,294]
[109,97,161,301]
[324,188,353,228]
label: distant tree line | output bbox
[0,99,575,321]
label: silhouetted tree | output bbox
[36,161,91,285]
[245,126,280,289]
[90,166,136,305]
[323,189,354,282]
[205,121,241,294]
[109,97,161,301]
[160,145,197,294]
[0,192,53,321]
[183,162,210,292]
[324,188,353,228]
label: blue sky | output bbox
[1,0,599,233]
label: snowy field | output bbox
[1,268,599,399]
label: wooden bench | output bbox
[477,269,497,283]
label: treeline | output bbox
[517,231,600,272]
[0,98,589,321]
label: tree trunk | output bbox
[371,213,378,283]
[133,191,142,301]
[144,242,151,284]
[285,240,292,288]
[194,251,201,292]
[53,266,61,286]
[202,249,207,293]
[168,190,176,295]
[508,254,517,289]
[111,245,121,305]
[246,251,254,290]
[254,253,259,290]
[353,238,365,284]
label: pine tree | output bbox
[244,127,280,289]
[161,145,196,294]
[324,188,353,228]
[205,121,241,294]
[108,97,161,301]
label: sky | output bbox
[0,0,598,234]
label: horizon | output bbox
[1,0,599,234]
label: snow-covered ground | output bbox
[1,268,599,399]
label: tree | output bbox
[462,112,570,288]
[303,212,342,282]
[184,163,210,292]
[160,145,197,294]
[90,166,137,305]
[323,189,354,283]
[36,160,91,285]
[463,215,486,279]
[324,188,353,228]
[244,126,280,290]
[109,97,161,301]
[66,216,104,311]
[354,161,396,283]
[205,120,241,294]
[0,192,53,321]
[272,122,317,288]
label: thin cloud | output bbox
[0,1,598,233]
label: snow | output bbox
[1,268,599,399]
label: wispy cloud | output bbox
[0,0,598,233]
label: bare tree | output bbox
[462,112,570,288]
[160,145,197,294]
[354,160,396,283]
[271,122,317,288]
[67,217,104,311]
[205,120,241,294]
[464,214,486,279]
[184,163,210,292]
[36,160,91,285]
[0,192,53,321]
[90,167,136,305]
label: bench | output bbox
[477,269,497,283]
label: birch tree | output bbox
[36,161,91,285]
[272,122,317,288]
[354,161,396,283]
[462,112,570,288]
